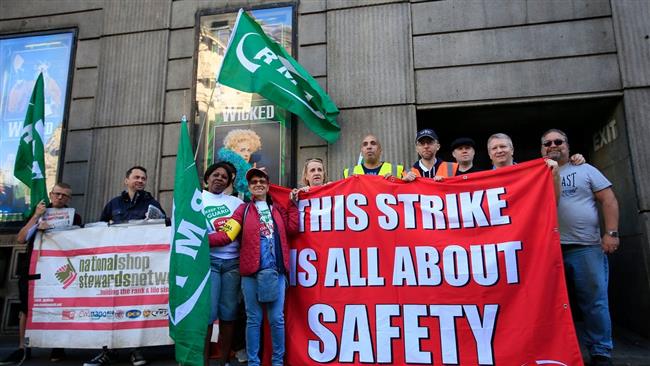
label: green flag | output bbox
[168,116,211,366]
[218,9,341,143]
[13,72,49,216]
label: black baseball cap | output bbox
[450,137,476,150]
[415,129,439,143]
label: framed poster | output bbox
[0,30,76,227]
[195,6,294,199]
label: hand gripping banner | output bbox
[272,159,582,366]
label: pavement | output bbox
[1,326,650,365]
[0,342,247,366]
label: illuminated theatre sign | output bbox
[0,31,75,226]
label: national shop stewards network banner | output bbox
[274,159,583,366]
[26,223,173,348]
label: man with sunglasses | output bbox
[541,129,619,366]
[0,183,82,365]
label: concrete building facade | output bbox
[0,0,648,339]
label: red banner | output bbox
[272,159,582,366]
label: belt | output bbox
[561,244,590,252]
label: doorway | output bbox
[417,97,620,169]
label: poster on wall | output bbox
[196,7,293,196]
[0,31,75,225]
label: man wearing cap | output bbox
[403,129,457,182]
[450,137,481,175]
[343,134,404,178]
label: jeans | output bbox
[241,274,286,366]
[562,244,613,357]
[209,257,241,322]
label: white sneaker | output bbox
[235,349,248,363]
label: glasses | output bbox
[249,179,268,185]
[50,192,71,199]
[542,139,565,147]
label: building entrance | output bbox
[419,96,650,338]
[417,97,620,169]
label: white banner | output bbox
[26,223,174,349]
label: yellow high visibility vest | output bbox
[343,162,404,178]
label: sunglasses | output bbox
[542,139,565,147]
[249,179,268,185]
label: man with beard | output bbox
[402,129,458,182]
[541,129,619,366]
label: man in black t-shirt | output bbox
[450,137,483,175]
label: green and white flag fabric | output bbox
[168,117,211,366]
[14,72,49,216]
[218,9,341,143]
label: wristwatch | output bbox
[606,231,619,238]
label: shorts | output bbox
[209,257,241,322]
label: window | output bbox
[195,7,294,198]
[0,31,76,227]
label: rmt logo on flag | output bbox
[54,258,77,289]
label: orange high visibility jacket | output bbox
[406,161,458,178]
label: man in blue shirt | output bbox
[90,166,165,366]
[100,166,165,224]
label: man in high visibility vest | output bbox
[403,129,457,182]
[343,135,404,178]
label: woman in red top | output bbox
[209,168,298,366]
